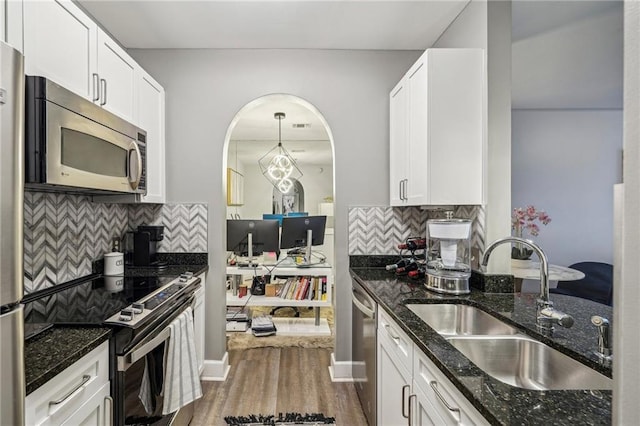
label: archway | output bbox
[222,93,337,342]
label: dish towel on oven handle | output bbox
[162,306,203,415]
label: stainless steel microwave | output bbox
[25,76,146,195]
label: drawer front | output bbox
[61,382,111,426]
[413,345,488,426]
[26,341,109,426]
[378,309,412,374]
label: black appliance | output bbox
[133,225,167,269]
[22,272,201,426]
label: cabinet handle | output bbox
[408,394,416,426]
[100,78,107,106]
[399,180,403,201]
[92,73,100,102]
[403,179,408,200]
[401,384,410,419]
[49,374,91,406]
[104,395,113,425]
[383,323,400,341]
[429,381,460,418]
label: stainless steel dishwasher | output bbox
[351,276,377,426]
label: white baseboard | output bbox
[328,352,355,382]
[200,352,230,381]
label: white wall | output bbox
[512,110,622,266]
[130,48,420,364]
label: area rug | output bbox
[224,412,336,425]
[226,307,334,350]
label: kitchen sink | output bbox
[406,303,519,336]
[446,335,613,390]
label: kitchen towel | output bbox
[162,307,202,415]
[138,343,166,414]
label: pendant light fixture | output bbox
[258,112,303,194]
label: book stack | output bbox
[274,276,327,301]
[226,307,251,332]
[251,314,277,337]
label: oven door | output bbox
[114,296,196,426]
[43,100,144,193]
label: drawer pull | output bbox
[104,395,113,425]
[408,394,416,426]
[384,323,401,341]
[49,375,91,406]
[429,381,460,418]
[401,384,410,418]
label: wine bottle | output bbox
[385,258,414,271]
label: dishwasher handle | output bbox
[352,280,376,319]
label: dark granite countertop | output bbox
[350,266,613,426]
[25,327,111,395]
[24,256,208,395]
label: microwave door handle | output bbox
[129,140,143,190]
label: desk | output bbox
[511,261,585,293]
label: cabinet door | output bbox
[389,78,408,206]
[137,70,166,203]
[61,382,111,426]
[378,335,411,426]
[96,29,137,122]
[406,52,429,205]
[5,0,23,52]
[1,0,5,44]
[426,49,484,205]
[23,0,98,101]
[412,383,446,426]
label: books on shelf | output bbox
[271,276,327,301]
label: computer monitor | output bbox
[280,216,327,264]
[226,219,280,260]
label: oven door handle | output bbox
[119,326,171,371]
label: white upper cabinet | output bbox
[24,0,139,124]
[96,28,138,123]
[137,69,166,203]
[389,79,408,206]
[389,48,485,206]
[23,0,98,100]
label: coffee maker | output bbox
[130,225,167,269]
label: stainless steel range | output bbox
[23,271,202,426]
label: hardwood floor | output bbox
[192,348,368,425]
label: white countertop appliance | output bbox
[425,218,472,295]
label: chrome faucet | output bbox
[481,236,574,335]
[591,315,613,364]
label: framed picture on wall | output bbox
[227,168,244,206]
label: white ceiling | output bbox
[78,0,470,50]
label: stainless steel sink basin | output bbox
[406,303,519,336]
[446,335,613,390]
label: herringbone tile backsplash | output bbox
[24,191,208,293]
[348,205,485,255]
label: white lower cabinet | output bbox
[25,341,111,426]
[377,309,413,426]
[377,309,488,426]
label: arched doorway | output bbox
[222,93,336,343]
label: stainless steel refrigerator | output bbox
[0,40,25,426]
